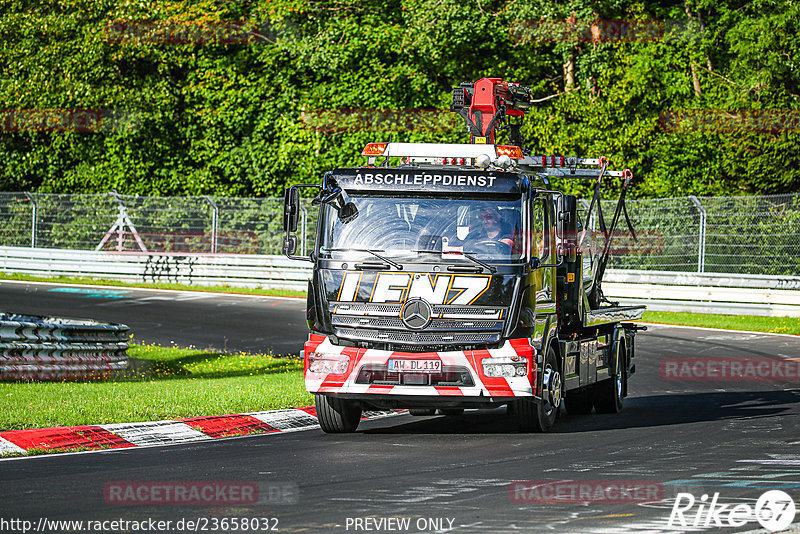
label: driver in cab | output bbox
[476,207,514,247]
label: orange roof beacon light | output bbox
[361,143,388,157]
[495,145,524,159]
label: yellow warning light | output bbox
[495,145,524,159]
[362,143,388,157]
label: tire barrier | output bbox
[0,313,129,381]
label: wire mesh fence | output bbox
[0,191,797,276]
[595,194,800,276]
[0,192,316,256]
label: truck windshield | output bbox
[318,194,525,263]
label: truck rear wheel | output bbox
[409,409,436,416]
[516,347,562,432]
[594,339,626,414]
[315,394,362,433]
[438,408,464,416]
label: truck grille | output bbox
[332,315,501,331]
[333,327,500,346]
[331,302,504,320]
[329,301,506,348]
[354,364,475,387]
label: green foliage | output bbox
[0,0,797,197]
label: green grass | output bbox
[0,272,305,298]
[0,344,313,431]
[641,311,800,335]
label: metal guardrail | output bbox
[0,246,310,292]
[603,270,800,317]
[0,313,129,381]
[1,246,798,317]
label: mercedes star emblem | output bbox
[400,299,433,330]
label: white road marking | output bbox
[102,421,207,446]
[0,436,25,455]
[0,279,303,301]
[248,409,319,431]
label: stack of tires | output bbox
[0,313,129,381]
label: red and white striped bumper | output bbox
[303,334,536,399]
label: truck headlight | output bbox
[482,358,528,378]
[307,352,350,375]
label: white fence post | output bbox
[689,196,707,273]
[24,192,37,249]
[203,196,219,254]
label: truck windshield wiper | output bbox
[324,248,403,271]
[409,248,497,274]
[460,252,498,274]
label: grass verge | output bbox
[0,272,305,298]
[641,311,800,336]
[0,344,313,431]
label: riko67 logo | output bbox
[668,490,797,531]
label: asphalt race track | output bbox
[2,280,800,533]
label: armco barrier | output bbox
[1,246,798,317]
[603,270,800,317]
[0,313,129,381]
[0,246,310,291]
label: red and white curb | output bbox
[0,407,403,457]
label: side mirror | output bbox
[284,187,300,233]
[282,184,314,262]
[557,194,578,263]
[282,235,298,256]
[339,201,359,224]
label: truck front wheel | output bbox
[315,394,362,433]
[516,347,562,432]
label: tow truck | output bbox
[282,77,645,433]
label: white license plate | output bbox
[388,359,442,374]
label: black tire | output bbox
[564,388,593,415]
[409,408,436,416]
[516,346,562,432]
[438,408,464,416]
[594,339,626,414]
[315,394,362,433]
